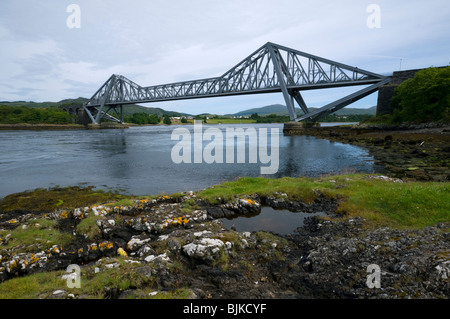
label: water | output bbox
[221,207,326,235]
[0,123,380,199]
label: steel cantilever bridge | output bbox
[83,42,391,124]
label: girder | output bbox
[83,42,391,124]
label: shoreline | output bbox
[0,123,130,130]
[0,121,360,130]
[284,122,450,181]
[0,175,448,299]
[0,122,448,299]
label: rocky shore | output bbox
[284,122,450,182]
[0,187,448,299]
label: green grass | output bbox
[0,270,67,299]
[0,257,151,299]
[75,215,104,240]
[198,176,333,205]
[197,174,450,230]
[335,178,450,229]
[80,259,150,298]
[0,174,448,299]
[0,218,73,252]
[106,198,136,208]
[205,118,257,124]
[1,174,448,232]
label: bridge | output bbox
[83,42,391,124]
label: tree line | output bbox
[0,105,73,124]
[123,112,175,125]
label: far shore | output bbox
[0,123,130,130]
[0,120,362,130]
[0,123,87,130]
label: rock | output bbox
[183,238,225,263]
[126,235,152,251]
[1,181,448,299]
[167,238,182,252]
[52,290,66,298]
[144,253,170,263]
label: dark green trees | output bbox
[390,66,450,123]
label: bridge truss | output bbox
[83,42,391,124]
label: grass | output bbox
[204,118,257,124]
[0,174,448,232]
[0,270,67,299]
[0,174,448,299]
[0,218,73,252]
[80,258,150,298]
[76,215,104,240]
[198,176,333,205]
[335,178,450,229]
[197,174,450,230]
[0,257,152,299]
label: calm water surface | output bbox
[222,207,326,235]
[0,123,381,199]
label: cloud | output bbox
[0,0,449,113]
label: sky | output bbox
[0,0,449,115]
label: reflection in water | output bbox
[221,206,326,235]
[0,124,381,198]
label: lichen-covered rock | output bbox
[0,187,448,299]
[183,238,225,262]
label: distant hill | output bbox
[228,104,376,117]
[1,99,376,118]
[229,104,288,116]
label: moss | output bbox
[75,215,104,240]
[0,186,127,212]
[211,247,231,270]
[214,231,243,249]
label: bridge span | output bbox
[83,42,391,124]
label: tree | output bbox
[125,112,161,124]
[163,115,172,125]
[390,66,450,123]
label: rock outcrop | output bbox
[0,191,448,299]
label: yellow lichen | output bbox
[30,254,39,264]
[117,248,128,257]
[99,241,114,251]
